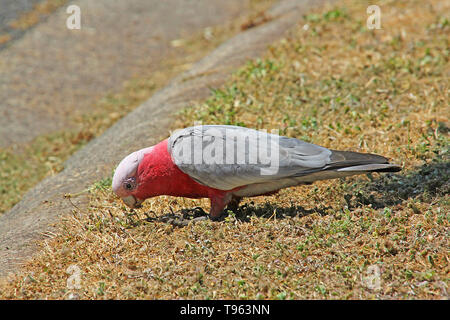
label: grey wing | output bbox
[167,125,333,190]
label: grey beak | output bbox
[121,195,143,209]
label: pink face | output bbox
[112,146,154,208]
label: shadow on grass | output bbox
[343,160,449,210]
[232,202,333,222]
[142,203,331,226]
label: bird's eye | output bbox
[123,178,136,191]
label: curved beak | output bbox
[121,195,143,209]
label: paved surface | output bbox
[0,0,327,276]
[0,0,44,35]
[0,0,255,148]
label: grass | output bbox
[0,0,448,299]
[0,0,277,214]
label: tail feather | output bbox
[336,163,401,172]
[326,150,401,173]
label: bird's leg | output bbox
[209,193,232,221]
[209,200,226,221]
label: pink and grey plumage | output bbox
[112,125,401,220]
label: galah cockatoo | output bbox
[112,125,401,219]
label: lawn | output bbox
[0,0,448,299]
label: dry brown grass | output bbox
[0,0,448,299]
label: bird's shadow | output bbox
[342,160,448,210]
[141,203,330,226]
[141,160,448,227]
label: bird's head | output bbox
[112,146,154,209]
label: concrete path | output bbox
[0,0,43,33]
[0,0,327,276]
[0,0,256,148]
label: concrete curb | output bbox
[0,0,327,276]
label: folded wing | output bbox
[168,125,364,190]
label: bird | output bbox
[112,125,401,220]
